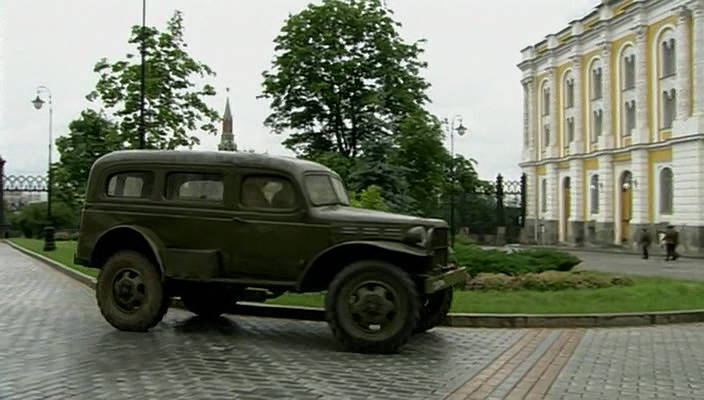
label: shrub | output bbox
[454,243,581,277]
[465,271,634,291]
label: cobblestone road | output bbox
[1,243,704,399]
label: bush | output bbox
[11,201,79,238]
[454,243,581,277]
[465,271,634,291]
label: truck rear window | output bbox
[106,172,154,198]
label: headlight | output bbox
[404,226,427,246]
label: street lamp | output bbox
[444,115,468,247]
[31,85,55,251]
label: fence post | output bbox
[520,173,527,227]
[496,174,505,227]
[0,156,6,238]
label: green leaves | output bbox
[87,10,219,150]
[261,0,428,159]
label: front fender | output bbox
[296,241,430,291]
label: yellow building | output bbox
[519,0,704,254]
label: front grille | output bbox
[430,228,449,249]
[432,248,449,267]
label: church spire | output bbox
[218,88,237,151]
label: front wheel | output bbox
[96,250,168,331]
[415,288,453,333]
[325,260,419,354]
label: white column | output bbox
[569,159,584,222]
[596,154,614,224]
[547,68,560,158]
[633,25,650,144]
[676,6,692,121]
[692,1,704,116]
[598,41,614,149]
[546,163,559,221]
[522,77,535,161]
[525,167,538,219]
[630,149,650,225]
[570,55,584,154]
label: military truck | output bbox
[75,151,465,353]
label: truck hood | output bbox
[312,205,448,228]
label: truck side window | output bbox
[241,176,296,209]
[106,172,154,198]
[166,173,224,202]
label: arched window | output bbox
[564,71,575,109]
[541,178,547,213]
[655,28,677,132]
[662,89,677,129]
[539,79,551,149]
[661,36,676,78]
[619,45,636,140]
[588,58,604,144]
[591,61,603,100]
[590,174,599,214]
[660,167,673,215]
[622,47,636,90]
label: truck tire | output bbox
[325,260,419,354]
[96,250,167,331]
[415,287,453,333]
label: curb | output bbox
[6,240,704,329]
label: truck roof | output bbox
[92,150,335,175]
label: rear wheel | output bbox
[325,260,419,354]
[415,288,453,333]
[96,250,167,331]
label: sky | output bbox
[0,0,596,179]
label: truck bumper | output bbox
[423,267,466,294]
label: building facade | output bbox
[519,0,704,254]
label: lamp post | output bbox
[443,115,467,247]
[31,85,55,251]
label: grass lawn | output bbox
[8,238,704,314]
[8,238,98,278]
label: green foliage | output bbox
[52,110,123,209]
[454,243,582,277]
[391,112,448,216]
[13,201,79,239]
[349,185,390,211]
[87,10,219,149]
[261,0,429,158]
[466,271,634,291]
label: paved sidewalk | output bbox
[2,243,704,399]
[568,249,704,282]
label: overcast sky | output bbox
[0,0,595,179]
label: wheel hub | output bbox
[349,283,398,330]
[112,269,146,313]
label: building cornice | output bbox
[518,134,704,168]
[517,0,686,72]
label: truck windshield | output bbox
[305,174,350,206]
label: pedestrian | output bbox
[638,228,652,259]
[664,224,679,261]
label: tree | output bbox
[87,11,220,149]
[52,110,123,209]
[260,0,429,159]
[350,185,389,211]
[391,111,448,216]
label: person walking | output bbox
[638,228,652,259]
[664,225,679,261]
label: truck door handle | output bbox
[232,216,248,223]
